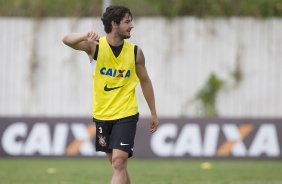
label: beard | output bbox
[123,34,131,39]
[118,29,131,39]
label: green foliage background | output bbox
[0,0,282,17]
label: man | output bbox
[62,5,158,184]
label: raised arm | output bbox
[62,32,99,61]
[136,47,158,133]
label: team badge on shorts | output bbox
[98,135,107,147]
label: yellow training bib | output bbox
[92,37,139,120]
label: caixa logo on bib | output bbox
[150,121,281,158]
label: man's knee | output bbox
[112,156,127,171]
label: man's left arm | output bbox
[135,47,158,133]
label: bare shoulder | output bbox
[135,46,150,80]
[88,43,98,61]
[136,47,145,66]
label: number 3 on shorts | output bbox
[98,126,102,133]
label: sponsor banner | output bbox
[0,117,281,159]
[0,117,102,157]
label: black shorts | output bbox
[93,113,139,158]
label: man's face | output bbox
[117,13,134,39]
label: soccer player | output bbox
[62,5,158,184]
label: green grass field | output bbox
[0,159,282,184]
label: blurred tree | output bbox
[0,0,281,17]
[195,73,225,117]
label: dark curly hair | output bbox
[101,5,133,33]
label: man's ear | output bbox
[111,21,118,29]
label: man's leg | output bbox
[110,149,130,184]
[106,152,112,164]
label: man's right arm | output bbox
[62,32,99,61]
